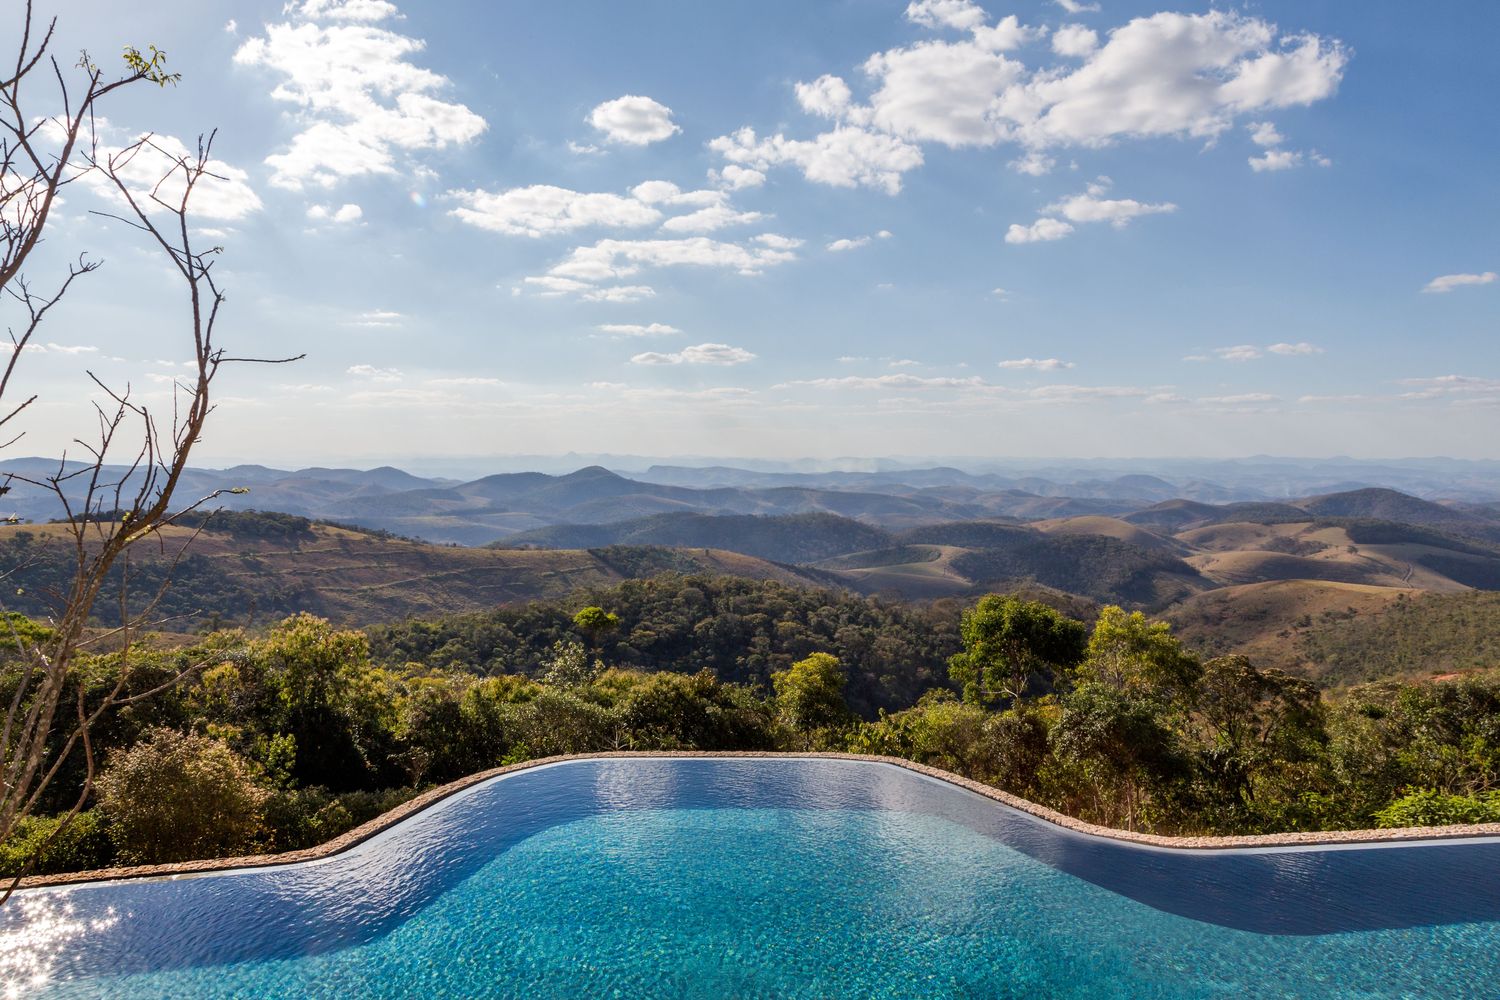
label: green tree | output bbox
[772,652,850,732]
[947,595,1087,707]
[1078,606,1201,699]
[95,729,266,864]
[573,606,620,650]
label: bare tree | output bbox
[0,3,297,899]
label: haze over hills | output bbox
[8,457,1500,686]
[7,457,1500,546]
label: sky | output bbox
[7,0,1498,469]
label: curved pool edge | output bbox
[15,750,1500,892]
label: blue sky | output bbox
[10,0,1498,467]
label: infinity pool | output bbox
[5,758,1500,998]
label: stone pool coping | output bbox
[16,751,1500,890]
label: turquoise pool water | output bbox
[6,758,1500,998]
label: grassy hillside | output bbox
[497,511,892,563]
[0,522,832,628]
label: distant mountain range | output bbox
[6,458,1500,547]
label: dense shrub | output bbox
[95,729,268,864]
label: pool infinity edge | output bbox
[14,750,1500,892]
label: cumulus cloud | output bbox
[447,185,661,237]
[1249,149,1303,172]
[1005,218,1073,244]
[1044,180,1176,227]
[534,236,798,301]
[52,124,262,221]
[234,1,486,190]
[307,202,363,222]
[712,8,1346,193]
[998,357,1075,370]
[1054,0,1101,12]
[598,323,681,337]
[581,285,657,303]
[712,165,766,190]
[1423,272,1497,294]
[1052,24,1098,58]
[710,125,924,195]
[588,95,680,145]
[905,0,988,32]
[630,343,756,366]
[1215,345,1263,362]
[827,231,890,252]
[659,201,765,233]
[1248,121,1284,147]
[1267,341,1324,356]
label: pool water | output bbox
[6,758,1500,999]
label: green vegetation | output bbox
[7,583,1500,878]
[367,574,963,718]
[1299,592,1500,685]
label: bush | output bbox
[96,729,268,864]
[1374,789,1500,828]
[0,810,115,877]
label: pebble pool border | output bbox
[17,751,1500,890]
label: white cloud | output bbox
[1422,272,1497,294]
[524,276,593,296]
[754,233,804,250]
[1249,149,1303,172]
[713,165,767,190]
[863,36,1029,148]
[659,202,765,233]
[1267,341,1324,356]
[57,125,262,221]
[1008,151,1055,175]
[1005,218,1073,244]
[543,237,798,291]
[567,141,602,156]
[347,363,403,381]
[1045,180,1176,227]
[307,202,363,222]
[582,285,657,303]
[1248,121,1283,147]
[1052,24,1099,58]
[588,95,680,146]
[300,0,399,21]
[1018,13,1347,149]
[710,125,923,195]
[1215,344,1263,362]
[235,3,486,190]
[796,75,856,119]
[998,357,1074,370]
[447,185,661,237]
[1054,0,1100,12]
[225,18,238,33]
[827,233,890,252]
[631,343,756,366]
[598,323,681,337]
[348,309,403,327]
[711,9,1345,198]
[905,0,988,32]
[827,237,868,252]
